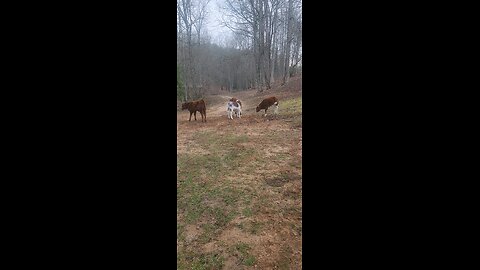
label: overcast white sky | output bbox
[205,0,231,45]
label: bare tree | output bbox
[220,0,262,91]
[193,0,211,44]
[177,0,301,98]
[290,8,302,77]
[262,0,283,89]
[282,0,293,85]
[177,0,211,100]
[220,0,299,91]
[177,0,193,100]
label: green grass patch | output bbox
[248,221,262,235]
[242,207,253,217]
[211,207,236,227]
[239,220,263,235]
[182,132,256,175]
[279,97,302,116]
[244,255,256,266]
[276,97,302,128]
[234,242,250,255]
[198,223,216,245]
[178,175,241,227]
[177,176,209,224]
[177,153,224,180]
[230,242,257,266]
[178,251,225,270]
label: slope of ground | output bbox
[177,76,302,269]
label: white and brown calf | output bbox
[226,100,242,119]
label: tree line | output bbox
[177,0,302,101]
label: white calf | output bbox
[226,101,242,119]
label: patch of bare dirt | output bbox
[202,241,219,253]
[184,224,203,244]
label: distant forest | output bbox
[177,0,302,101]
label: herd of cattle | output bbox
[181,96,279,122]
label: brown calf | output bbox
[181,99,207,122]
[256,96,279,116]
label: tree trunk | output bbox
[258,0,265,92]
[270,6,278,85]
[283,0,293,85]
